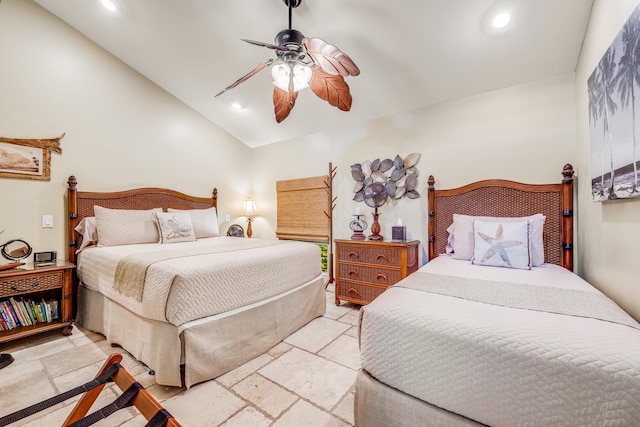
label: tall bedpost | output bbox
[561,164,575,271]
[67,175,78,264]
[427,175,436,262]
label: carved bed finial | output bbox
[67,175,77,190]
[562,164,575,182]
[428,175,435,189]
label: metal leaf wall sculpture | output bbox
[351,153,421,202]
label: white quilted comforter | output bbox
[77,237,321,326]
[359,256,640,426]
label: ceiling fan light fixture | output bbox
[271,62,312,92]
[214,0,359,121]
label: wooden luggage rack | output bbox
[0,353,181,426]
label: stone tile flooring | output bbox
[0,288,360,426]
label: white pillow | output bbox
[445,223,455,254]
[94,206,161,247]
[74,217,98,252]
[155,211,196,243]
[167,207,219,238]
[472,219,531,270]
[450,213,545,266]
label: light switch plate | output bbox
[42,215,53,228]
[225,214,231,223]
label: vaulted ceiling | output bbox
[33,0,594,147]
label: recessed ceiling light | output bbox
[492,11,512,28]
[100,0,118,12]
[231,102,243,110]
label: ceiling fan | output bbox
[214,0,360,123]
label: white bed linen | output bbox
[359,256,640,426]
[77,237,321,325]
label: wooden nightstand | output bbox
[334,239,419,306]
[0,262,75,343]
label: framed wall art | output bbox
[0,134,64,181]
[588,4,640,201]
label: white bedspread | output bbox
[78,237,321,326]
[359,256,640,426]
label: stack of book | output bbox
[0,297,59,331]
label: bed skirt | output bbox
[354,370,483,427]
[77,274,326,387]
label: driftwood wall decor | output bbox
[0,134,64,181]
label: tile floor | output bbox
[0,287,360,426]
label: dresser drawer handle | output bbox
[376,254,388,262]
[348,251,359,259]
[376,273,388,282]
[347,287,359,297]
[348,270,358,277]
[11,281,39,292]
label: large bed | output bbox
[66,176,326,388]
[355,165,640,426]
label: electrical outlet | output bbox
[225,214,231,223]
[42,215,53,228]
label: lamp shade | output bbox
[243,199,257,217]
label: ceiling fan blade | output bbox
[303,37,360,77]
[273,86,298,123]
[241,39,289,52]
[214,59,274,97]
[309,66,352,111]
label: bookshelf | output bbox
[0,262,75,343]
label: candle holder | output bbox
[349,214,367,240]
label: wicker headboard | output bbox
[427,164,575,270]
[66,175,218,264]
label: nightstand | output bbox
[0,262,75,343]
[334,239,419,306]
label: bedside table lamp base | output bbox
[246,217,253,238]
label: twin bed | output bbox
[356,164,640,426]
[66,176,325,388]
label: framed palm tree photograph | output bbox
[588,4,640,201]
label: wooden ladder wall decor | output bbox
[323,162,337,286]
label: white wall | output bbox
[575,0,640,320]
[251,73,577,264]
[0,0,251,259]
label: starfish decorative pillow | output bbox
[472,220,531,270]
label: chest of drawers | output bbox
[334,239,419,305]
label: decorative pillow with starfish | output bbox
[471,220,531,270]
[450,213,545,266]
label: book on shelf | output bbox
[0,297,61,330]
[8,298,26,326]
[17,298,34,326]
